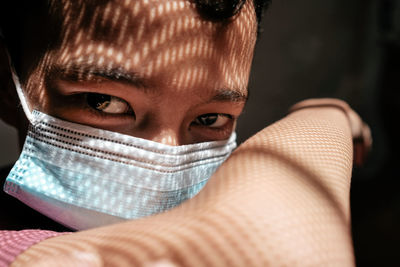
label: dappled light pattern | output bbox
[23,0,257,121]
[1,1,359,266]
[11,107,356,266]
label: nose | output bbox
[150,128,181,146]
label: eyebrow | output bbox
[49,63,248,103]
[210,88,248,103]
[49,63,147,89]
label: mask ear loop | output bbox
[4,46,34,123]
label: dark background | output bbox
[0,0,399,266]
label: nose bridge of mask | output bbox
[30,110,237,171]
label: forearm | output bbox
[12,107,355,266]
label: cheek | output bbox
[23,67,52,113]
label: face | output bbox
[20,0,257,145]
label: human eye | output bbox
[192,113,232,128]
[85,93,133,115]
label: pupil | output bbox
[199,114,217,125]
[87,93,111,110]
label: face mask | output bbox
[3,63,237,230]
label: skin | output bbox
[1,0,257,146]
[12,107,359,266]
[0,0,372,265]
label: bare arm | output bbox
[12,104,364,267]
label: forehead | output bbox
[27,0,257,99]
[49,0,256,42]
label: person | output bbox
[0,0,371,266]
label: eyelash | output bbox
[77,93,234,132]
[190,114,234,131]
[80,93,134,119]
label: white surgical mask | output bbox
[3,63,237,230]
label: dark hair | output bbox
[194,0,271,36]
[194,0,270,24]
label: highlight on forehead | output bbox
[47,1,255,71]
[48,0,256,49]
[49,0,213,44]
[25,0,257,108]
